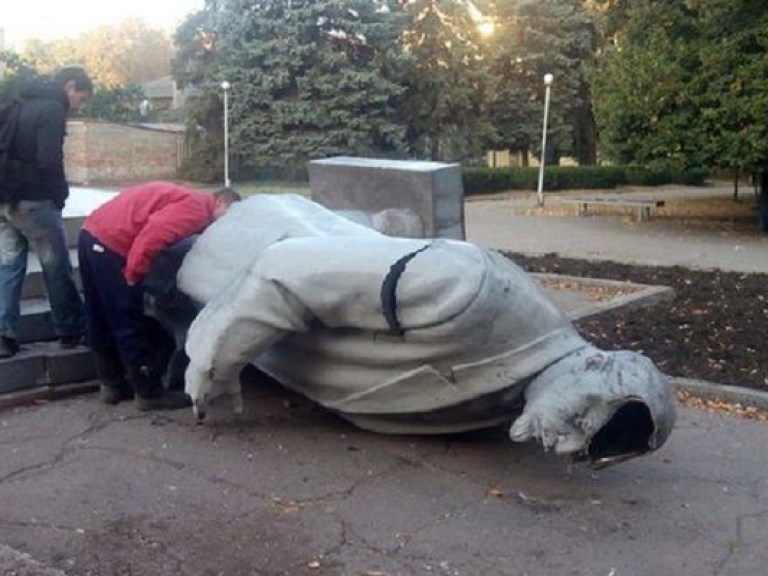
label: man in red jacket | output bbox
[78,181,241,410]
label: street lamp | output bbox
[221,80,231,188]
[536,73,554,207]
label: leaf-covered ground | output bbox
[507,251,768,392]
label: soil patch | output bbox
[507,251,768,392]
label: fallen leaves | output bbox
[510,252,768,394]
[676,390,768,422]
[537,276,638,303]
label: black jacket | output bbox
[11,79,70,208]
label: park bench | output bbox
[562,197,666,222]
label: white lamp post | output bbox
[536,73,554,207]
[221,80,231,188]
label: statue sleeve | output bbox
[184,247,313,384]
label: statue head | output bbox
[510,346,676,468]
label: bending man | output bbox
[79,181,241,410]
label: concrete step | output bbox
[18,298,64,343]
[0,340,96,395]
[60,186,116,247]
[22,248,82,300]
[0,188,113,398]
[63,215,85,248]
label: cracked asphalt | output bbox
[1,375,767,576]
[3,184,768,575]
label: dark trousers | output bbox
[77,229,155,368]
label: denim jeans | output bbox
[0,200,85,340]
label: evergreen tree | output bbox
[79,84,149,123]
[686,0,768,173]
[482,0,597,165]
[399,0,492,161]
[589,0,700,169]
[175,0,410,175]
[590,0,768,173]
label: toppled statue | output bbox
[150,194,676,468]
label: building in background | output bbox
[141,76,199,121]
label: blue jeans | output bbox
[0,200,85,340]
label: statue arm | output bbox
[184,251,313,400]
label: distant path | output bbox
[465,185,768,274]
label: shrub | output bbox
[676,167,709,186]
[178,138,222,183]
[237,163,309,183]
[462,164,709,195]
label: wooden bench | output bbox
[562,197,665,222]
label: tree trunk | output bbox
[759,171,768,233]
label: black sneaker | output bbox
[59,334,84,349]
[0,336,20,358]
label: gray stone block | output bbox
[308,156,465,240]
[23,248,81,300]
[0,354,46,394]
[0,343,97,394]
[46,348,97,385]
[21,270,46,300]
[63,215,85,248]
[18,299,57,343]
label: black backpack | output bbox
[0,100,22,204]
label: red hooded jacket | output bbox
[83,181,216,284]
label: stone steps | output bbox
[0,189,114,401]
[0,341,96,395]
[17,298,62,343]
[23,248,81,300]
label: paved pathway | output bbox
[1,382,767,576]
[465,185,768,274]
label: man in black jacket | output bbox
[0,67,93,358]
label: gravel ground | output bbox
[508,251,768,392]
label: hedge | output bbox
[230,161,709,193]
[462,165,709,196]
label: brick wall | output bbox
[65,120,185,184]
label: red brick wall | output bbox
[65,120,184,184]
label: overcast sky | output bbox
[1,0,203,48]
